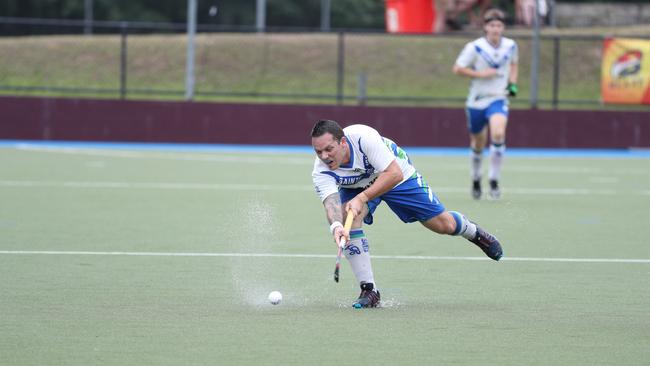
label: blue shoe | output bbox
[352,283,380,308]
[470,225,503,261]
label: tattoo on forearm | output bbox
[323,194,342,224]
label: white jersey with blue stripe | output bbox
[312,124,416,202]
[455,36,518,109]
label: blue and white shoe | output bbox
[352,283,380,309]
[470,225,503,261]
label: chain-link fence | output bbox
[1,17,648,110]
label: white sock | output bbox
[471,149,482,181]
[489,143,506,181]
[449,211,477,240]
[344,229,375,286]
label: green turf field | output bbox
[0,145,648,365]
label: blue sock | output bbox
[449,211,477,239]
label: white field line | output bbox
[0,250,648,263]
[12,144,650,175]
[0,180,312,191]
[13,144,313,165]
[1,180,647,196]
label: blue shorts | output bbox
[465,99,509,134]
[339,173,445,225]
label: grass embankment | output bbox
[1,25,649,109]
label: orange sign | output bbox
[601,38,650,105]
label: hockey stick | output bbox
[333,209,354,283]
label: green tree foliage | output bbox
[0,0,181,21]
[205,1,255,27]
[331,0,385,29]
[0,0,386,29]
[265,0,383,29]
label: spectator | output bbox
[436,0,493,32]
[515,0,548,26]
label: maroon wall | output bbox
[1,96,648,148]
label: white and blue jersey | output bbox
[312,124,415,201]
[312,124,445,224]
[455,36,518,109]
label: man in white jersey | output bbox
[311,119,503,308]
[453,8,519,200]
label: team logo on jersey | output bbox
[339,174,371,185]
[611,50,642,78]
[474,44,514,69]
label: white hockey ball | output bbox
[268,291,282,305]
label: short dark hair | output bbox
[483,9,506,24]
[310,119,344,141]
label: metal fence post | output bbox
[552,36,560,109]
[84,0,93,35]
[357,72,367,105]
[120,22,128,100]
[185,0,197,101]
[336,32,345,105]
[256,0,266,33]
[321,0,331,32]
[530,0,541,109]
[548,0,556,27]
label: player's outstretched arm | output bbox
[323,193,348,247]
[506,62,519,96]
[345,160,403,217]
[508,62,518,85]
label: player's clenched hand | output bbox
[345,192,367,219]
[332,225,349,248]
[506,82,518,97]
